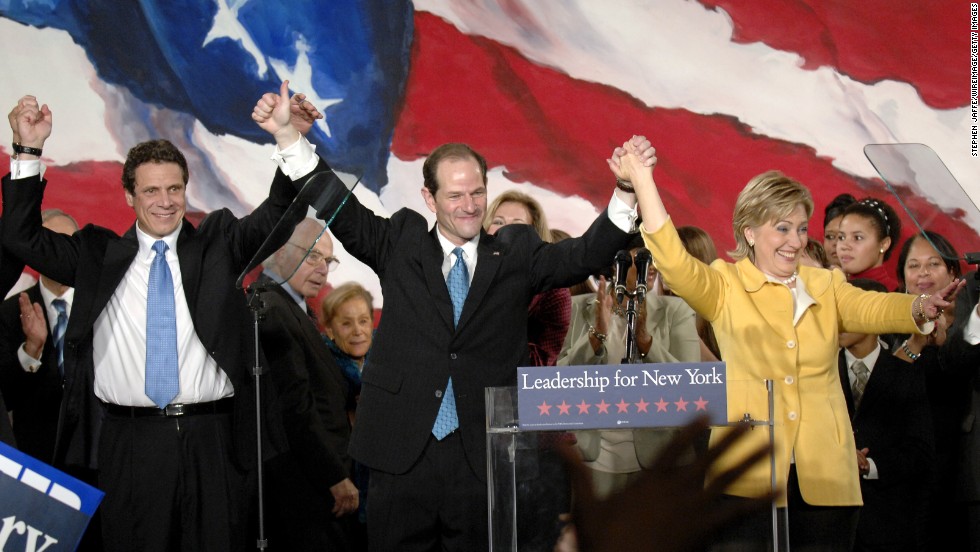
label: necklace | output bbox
[760,269,798,286]
[777,271,798,286]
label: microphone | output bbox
[613,250,632,304]
[633,248,653,302]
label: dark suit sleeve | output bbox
[0,220,24,296]
[2,175,80,286]
[0,293,29,413]
[210,163,309,273]
[259,291,350,493]
[312,174,395,276]
[868,360,934,482]
[526,208,630,293]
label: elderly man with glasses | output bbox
[258,217,359,551]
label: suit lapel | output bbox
[458,232,501,331]
[175,221,201,309]
[855,354,893,417]
[267,282,345,383]
[422,227,455,332]
[92,226,139,318]
[735,258,794,341]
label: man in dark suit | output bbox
[259,115,653,548]
[0,209,77,463]
[838,278,934,552]
[1,84,319,551]
[258,218,358,550]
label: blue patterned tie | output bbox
[51,298,68,377]
[433,247,468,439]
[145,240,179,409]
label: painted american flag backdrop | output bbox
[0,0,976,304]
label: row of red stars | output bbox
[536,397,709,416]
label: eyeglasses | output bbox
[287,242,340,272]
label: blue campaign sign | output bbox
[0,441,104,551]
[517,362,728,430]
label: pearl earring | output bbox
[748,239,755,247]
[879,248,884,254]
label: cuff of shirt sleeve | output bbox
[270,135,319,181]
[10,158,43,180]
[964,303,980,345]
[915,320,936,335]
[863,458,879,480]
[607,191,639,233]
[17,343,41,373]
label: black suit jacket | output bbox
[0,222,24,447]
[838,348,934,550]
[321,178,631,477]
[256,277,352,493]
[0,284,63,462]
[1,169,303,469]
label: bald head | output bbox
[269,218,334,298]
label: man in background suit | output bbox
[2,83,319,551]
[254,107,654,548]
[0,208,77,463]
[258,218,358,550]
[838,278,934,552]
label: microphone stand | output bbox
[246,283,270,550]
[621,288,644,365]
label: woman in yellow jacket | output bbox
[611,140,962,551]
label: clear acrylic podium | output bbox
[485,380,783,551]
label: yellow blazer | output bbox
[643,219,919,506]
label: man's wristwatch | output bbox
[12,142,42,158]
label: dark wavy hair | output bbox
[823,193,856,230]
[121,139,189,195]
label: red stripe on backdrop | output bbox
[392,11,980,276]
[28,161,131,234]
[697,0,966,109]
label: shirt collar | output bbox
[435,230,479,260]
[843,343,881,374]
[135,221,183,261]
[38,284,74,308]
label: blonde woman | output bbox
[617,140,960,551]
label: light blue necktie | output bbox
[433,247,468,439]
[51,298,67,377]
[145,240,179,409]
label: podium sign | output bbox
[0,441,103,551]
[517,362,727,430]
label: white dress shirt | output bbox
[93,223,233,406]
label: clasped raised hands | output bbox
[252,80,323,148]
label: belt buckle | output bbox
[164,403,185,417]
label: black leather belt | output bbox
[103,398,234,418]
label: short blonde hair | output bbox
[484,190,552,242]
[320,282,375,324]
[729,171,813,261]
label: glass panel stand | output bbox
[485,380,782,551]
